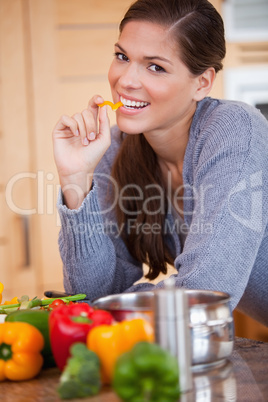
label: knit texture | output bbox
[57,97,268,326]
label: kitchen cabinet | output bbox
[234,310,268,342]
[0,0,43,298]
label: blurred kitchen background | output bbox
[0,0,268,340]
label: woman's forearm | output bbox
[60,171,94,210]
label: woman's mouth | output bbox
[120,96,150,110]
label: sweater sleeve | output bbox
[57,131,144,301]
[125,103,268,313]
[57,183,143,301]
[172,104,268,310]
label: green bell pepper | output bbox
[112,341,181,402]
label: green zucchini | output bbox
[5,309,55,367]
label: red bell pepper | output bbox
[49,302,113,370]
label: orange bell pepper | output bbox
[87,318,154,384]
[0,322,44,381]
[98,101,123,111]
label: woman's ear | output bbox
[193,67,216,101]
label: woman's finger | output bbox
[73,113,88,145]
[87,95,104,118]
[81,109,97,142]
[53,115,79,137]
[98,105,111,147]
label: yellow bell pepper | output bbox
[0,283,18,306]
[87,318,154,384]
[0,283,4,304]
[2,297,19,305]
[0,322,44,381]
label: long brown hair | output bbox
[111,0,226,280]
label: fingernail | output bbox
[75,130,79,136]
[89,132,96,140]
[83,137,89,146]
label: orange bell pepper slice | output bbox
[98,101,123,111]
[87,318,154,384]
[0,322,44,381]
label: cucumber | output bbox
[5,309,55,367]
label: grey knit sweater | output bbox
[57,97,268,326]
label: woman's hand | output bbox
[52,95,111,209]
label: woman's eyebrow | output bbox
[114,43,126,53]
[144,55,172,65]
[114,43,172,65]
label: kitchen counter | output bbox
[1,337,268,401]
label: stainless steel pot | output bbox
[93,289,234,369]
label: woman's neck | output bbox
[143,111,193,171]
[143,111,194,219]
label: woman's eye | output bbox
[148,64,165,73]
[114,52,129,62]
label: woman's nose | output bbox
[118,63,142,90]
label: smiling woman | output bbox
[108,20,208,137]
[52,0,268,328]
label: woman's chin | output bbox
[116,116,146,135]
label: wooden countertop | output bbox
[1,337,268,401]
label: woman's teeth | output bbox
[120,96,149,109]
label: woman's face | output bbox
[108,20,202,137]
